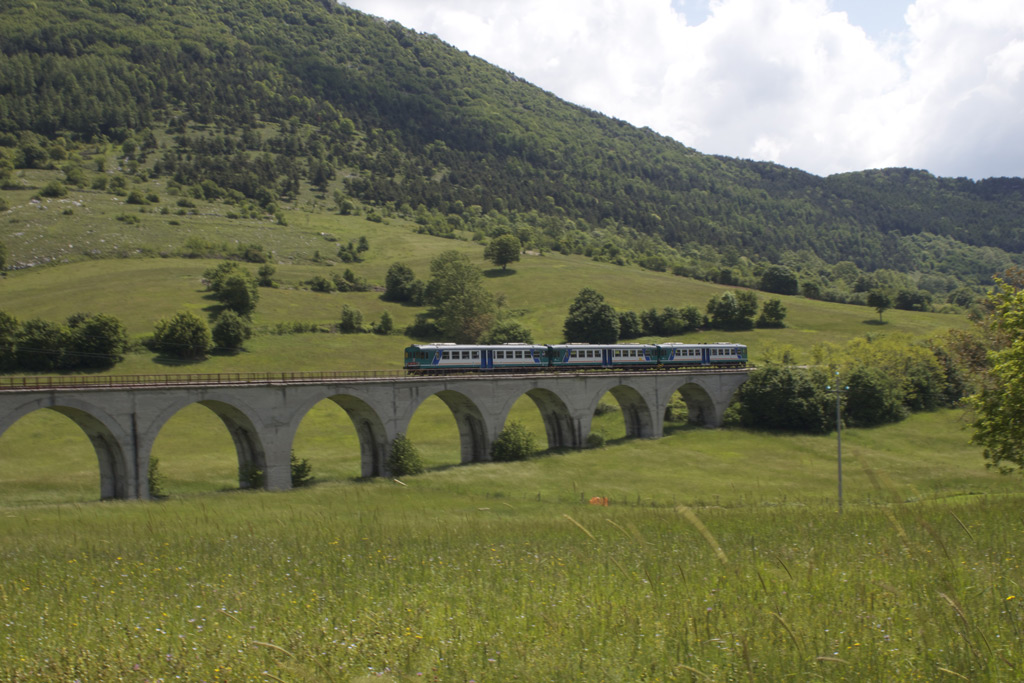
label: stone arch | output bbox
[521,387,578,450]
[325,395,388,478]
[196,400,266,489]
[143,396,267,491]
[283,390,391,480]
[594,384,655,439]
[673,381,718,428]
[430,390,489,464]
[0,401,133,500]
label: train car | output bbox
[656,343,705,368]
[697,342,748,367]
[403,343,549,372]
[548,343,658,370]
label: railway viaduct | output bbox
[0,369,749,500]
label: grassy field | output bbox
[1,416,1021,681]
[3,165,1015,680]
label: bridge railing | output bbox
[0,370,406,391]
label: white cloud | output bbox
[342,0,1024,178]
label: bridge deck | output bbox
[0,368,751,392]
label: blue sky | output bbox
[342,1,1024,179]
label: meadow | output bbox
[2,172,1019,680]
[1,417,1021,681]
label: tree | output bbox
[383,262,423,303]
[203,262,259,315]
[759,265,799,295]
[257,264,276,287]
[425,250,495,342]
[0,240,7,273]
[617,311,642,339]
[212,310,252,351]
[153,311,211,359]
[562,288,619,343]
[69,313,130,368]
[339,305,364,333]
[0,311,19,371]
[16,318,71,371]
[490,420,537,462]
[387,433,424,477]
[218,273,260,316]
[481,319,534,344]
[372,311,393,335]
[484,234,521,270]
[756,299,787,328]
[970,275,1024,473]
[867,289,892,323]
[706,290,758,330]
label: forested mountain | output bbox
[2,0,1023,296]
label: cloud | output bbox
[342,0,1024,179]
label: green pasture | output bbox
[1,413,1021,680]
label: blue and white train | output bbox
[403,342,747,373]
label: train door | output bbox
[482,349,492,369]
[602,347,613,367]
[701,346,711,365]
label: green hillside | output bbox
[1,0,1023,302]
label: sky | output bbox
[339,0,1024,180]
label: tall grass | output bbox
[1,479,1020,681]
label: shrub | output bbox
[843,365,907,427]
[147,455,167,499]
[291,452,314,487]
[153,311,211,359]
[738,366,833,433]
[212,310,253,351]
[387,434,424,477]
[490,421,537,462]
[38,180,67,198]
[307,275,334,293]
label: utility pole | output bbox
[826,371,849,513]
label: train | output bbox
[403,342,747,373]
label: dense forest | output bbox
[2,0,1023,301]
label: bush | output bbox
[490,421,537,462]
[738,366,833,433]
[38,180,67,198]
[68,313,130,368]
[843,365,907,427]
[291,452,314,487]
[307,275,334,292]
[147,455,167,499]
[153,311,211,359]
[387,434,424,477]
[212,310,253,351]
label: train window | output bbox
[472,351,480,359]
[614,350,621,357]
[442,351,450,360]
